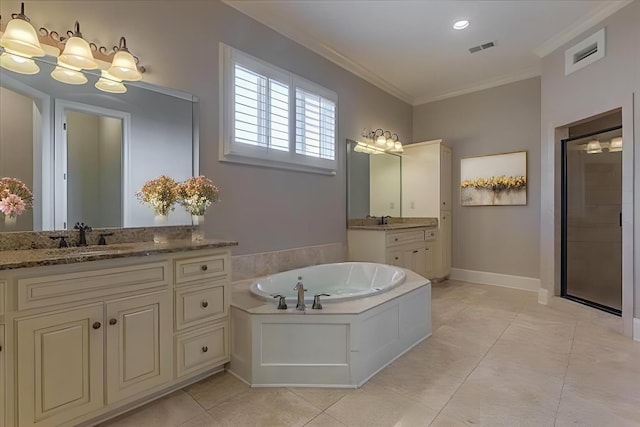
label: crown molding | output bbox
[223,0,415,105]
[413,66,541,106]
[533,0,633,58]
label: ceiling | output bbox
[224,0,631,105]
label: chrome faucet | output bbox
[294,276,306,311]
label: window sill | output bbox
[219,152,337,176]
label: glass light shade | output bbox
[0,18,45,57]
[394,141,403,153]
[376,134,386,146]
[386,138,395,149]
[585,140,602,154]
[95,71,127,93]
[58,36,97,70]
[609,137,623,152]
[0,51,40,74]
[107,50,142,81]
[51,64,88,85]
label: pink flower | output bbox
[0,194,26,217]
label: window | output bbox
[220,44,338,175]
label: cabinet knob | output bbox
[394,238,399,241]
[202,346,209,353]
[109,318,118,326]
[92,322,101,330]
[201,264,208,271]
[413,250,419,253]
[201,300,209,309]
[395,257,399,260]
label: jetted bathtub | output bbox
[249,262,406,303]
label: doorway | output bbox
[561,115,622,315]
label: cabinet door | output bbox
[440,145,452,210]
[105,290,172,404]
[0,325,5,427]
[387,250,405,267]
[440,211,452,277]
[17,304,104,427]
[424,244,435,278]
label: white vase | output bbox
[153,214,168,243]
[4,215,17,227]
[192,215,205,241]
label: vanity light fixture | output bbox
[361,129,404,154]
[609,136,623,152]
[453,20,470,30]
[107,37,142,81]
[57,22,97,71]
[95,70,127,93]
[585,139,603,154]
[0,2,44,58]
[0,51,39,74]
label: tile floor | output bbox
[100,280,640,427]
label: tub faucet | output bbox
[74,222,92,246]
[294,276,306,311]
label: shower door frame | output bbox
[560,125,623,316]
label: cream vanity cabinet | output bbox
[348,227,437,279]
[1,247,232,427]
[402,139,452,279]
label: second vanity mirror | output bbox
[346,139,402,219]
[0,58,197,232]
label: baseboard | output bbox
[449,268,540,292]
[538,288,549,305]
[634,318,640,342]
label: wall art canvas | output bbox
[460,151,527,206]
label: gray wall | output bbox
[413,77,541,278]
[0,0,413,254]
[0,87,34,231]
[539,0,640,321]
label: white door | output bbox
[105,290,172,404]
[17,304,104,427]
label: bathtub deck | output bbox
[229,269,431,387]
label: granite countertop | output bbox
[348,217,438,230]
[0,239,238,271]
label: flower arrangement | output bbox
[461,175,526,192]
[136,175,179,216]
[177,176,220,216]
[0,177,34,220]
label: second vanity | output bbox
[0,238,237,427]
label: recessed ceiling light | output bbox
[453,20,470,30]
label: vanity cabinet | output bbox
[349,227,437,278]
[402,140,452,279]
[1,246,232,427]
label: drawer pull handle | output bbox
[202,346,209,353]
[109,318,118,326]
[395,257,399,260]
[394,238,399,241]
[201,300,209,309]
[92,322,101,330]
[413,250,419,253]
[201,264,208,271]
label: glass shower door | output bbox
[562,126,622,314]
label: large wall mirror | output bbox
[346,139,402,219]
[0,57,198,232]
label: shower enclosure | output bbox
[561,125,623,315]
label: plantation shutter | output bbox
[295,88,336,160]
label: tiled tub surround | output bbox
[0,237,237,427]
[0,225,197,251]
[231,243,347,282]
[229,268,431,387]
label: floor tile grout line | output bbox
[427,309,519,426]
[553,319,578,427]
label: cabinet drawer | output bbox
[175,321,229,377]
[425,228,437,241]
[175,254,228,285]
[175,282,227,330]
[17,262,169,311]
[0,281,5,315]
[386,230,425,247]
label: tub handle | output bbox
[312,293,331,310]
[273,294,288,310]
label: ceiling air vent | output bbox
[469,41,496,54]
[565,28,605,76]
